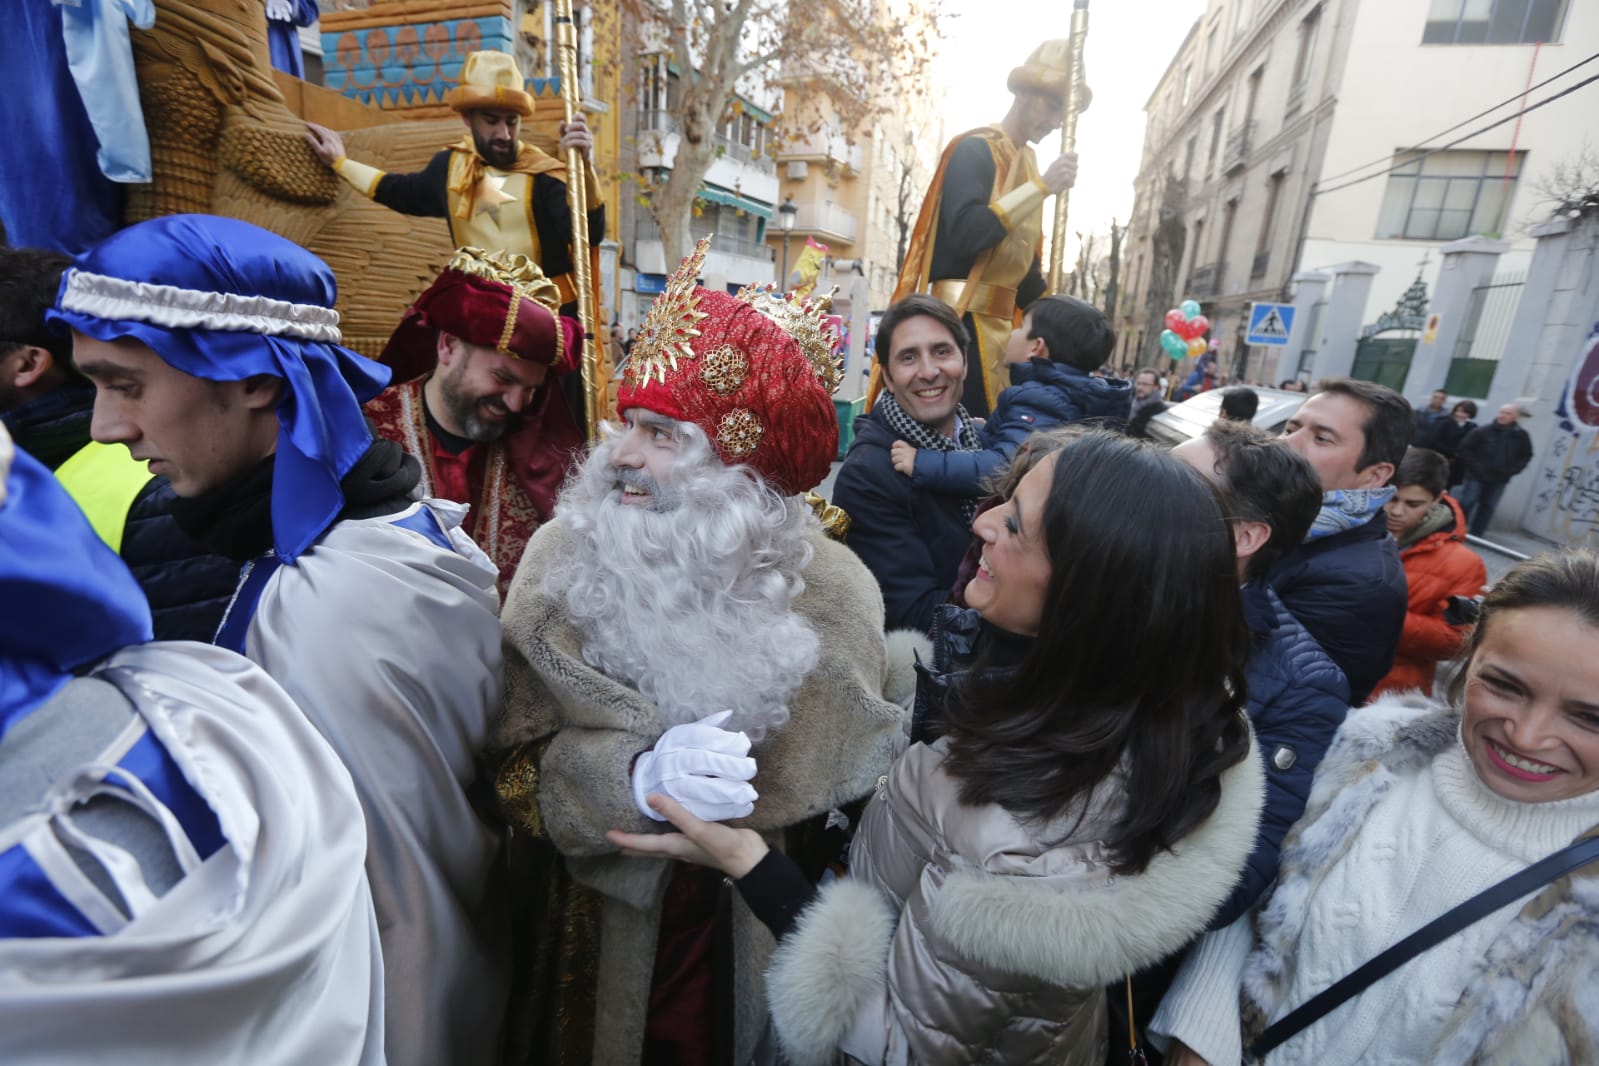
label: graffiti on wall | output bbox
[1526,323,1599,546]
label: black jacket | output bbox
[831,407,974,634]
[1267,511,1406,706]
[371,148,606,283]
[1457,420,1535,485]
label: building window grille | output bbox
[1375,150,1523,241]
[1206,109,1226,176]
[1422,0,1568,45]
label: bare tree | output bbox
[1103,218,1122,322]
[1523,141,1599,229]
[625,0,932,266]
[894,129,918,273]
[1141,171,1188,365]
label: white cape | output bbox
[0,643,385,1065]
[245,499,509,1065]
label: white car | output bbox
[1145,387,1308,447]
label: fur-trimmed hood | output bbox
[765,732,1265,1065]
[1241,693,1599,1064]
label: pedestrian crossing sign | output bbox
[1246,302,1295,346]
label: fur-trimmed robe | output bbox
[490,518,908,1065]
[763,731,1266,1065]
[1154,694,1599,1064]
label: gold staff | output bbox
[1047,0,1090,293]
[553,0,601,436]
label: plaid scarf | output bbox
[1306,487,1394,542]
[878,390,985,521]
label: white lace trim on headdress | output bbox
[59,269,344,344]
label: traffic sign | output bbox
[1246,302,1295,346]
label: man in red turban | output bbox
[367,247,585,594]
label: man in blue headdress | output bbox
[0,422,384,1063]
[48,214,511,1066]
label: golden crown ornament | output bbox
[625,236,711,387]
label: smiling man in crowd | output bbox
[834,294,983,633]
[368,248,585,595]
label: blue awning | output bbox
[695,185,773,219]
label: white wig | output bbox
[544,420,822,741]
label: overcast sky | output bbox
[932,0,1209,263]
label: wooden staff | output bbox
[553,0,601,436]
[1047,0,1090,293]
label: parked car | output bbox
[1144,387,1308,447]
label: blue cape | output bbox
[0,443,152,737]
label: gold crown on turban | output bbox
[445,50,535,118]
[626,237,843,395]
[445,247,561,313]
[1008,39,1092,112]
[734,283,844,396]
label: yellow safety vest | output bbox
[54,441,155,553]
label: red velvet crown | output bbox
[617,238,841,496]
[380,248,580,384]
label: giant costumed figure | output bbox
[870,40,1088,417]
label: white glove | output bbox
[632,710,758,823]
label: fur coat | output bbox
[763,731,1266,1065]
[490,518,910,1064]
[1154,694,1599,1064]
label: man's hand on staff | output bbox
[1041,152,1079,194]
[560,113,595,159]
[304,122,346,167]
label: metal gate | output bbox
[1445,270,1525,398]
[1352,331,1419,391]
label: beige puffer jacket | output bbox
[764,734,1265,1066]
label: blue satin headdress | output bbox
[46,214,391,563]
[0,431,153,737]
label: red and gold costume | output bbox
[367,248,584,594]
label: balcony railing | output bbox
[633,216,774,262]
[713,132,776,173]
[1189,262,1221,297]
[793,201,857,242]
[1222,121,1255,174]
[637,109,680,135]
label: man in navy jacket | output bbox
[833,296,980,633]
[1275,378,1410,704]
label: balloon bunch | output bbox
[1160,300,1210,359]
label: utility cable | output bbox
[1314,49,1599,186]
[1315,70,1599,197]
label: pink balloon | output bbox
[1165,309,1186,332]
[1188,314,1210,337]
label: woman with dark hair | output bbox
[610,429,1265,1065]
[1419,399,1479,486]
[1153,549,1599,1064]
[1370,447,1486,700]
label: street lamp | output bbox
[778,196,797,289]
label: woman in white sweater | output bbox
[1152,548,1599,1065]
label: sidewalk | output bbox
[1469,528,1562,582]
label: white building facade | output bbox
[1124,0,1597,391]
